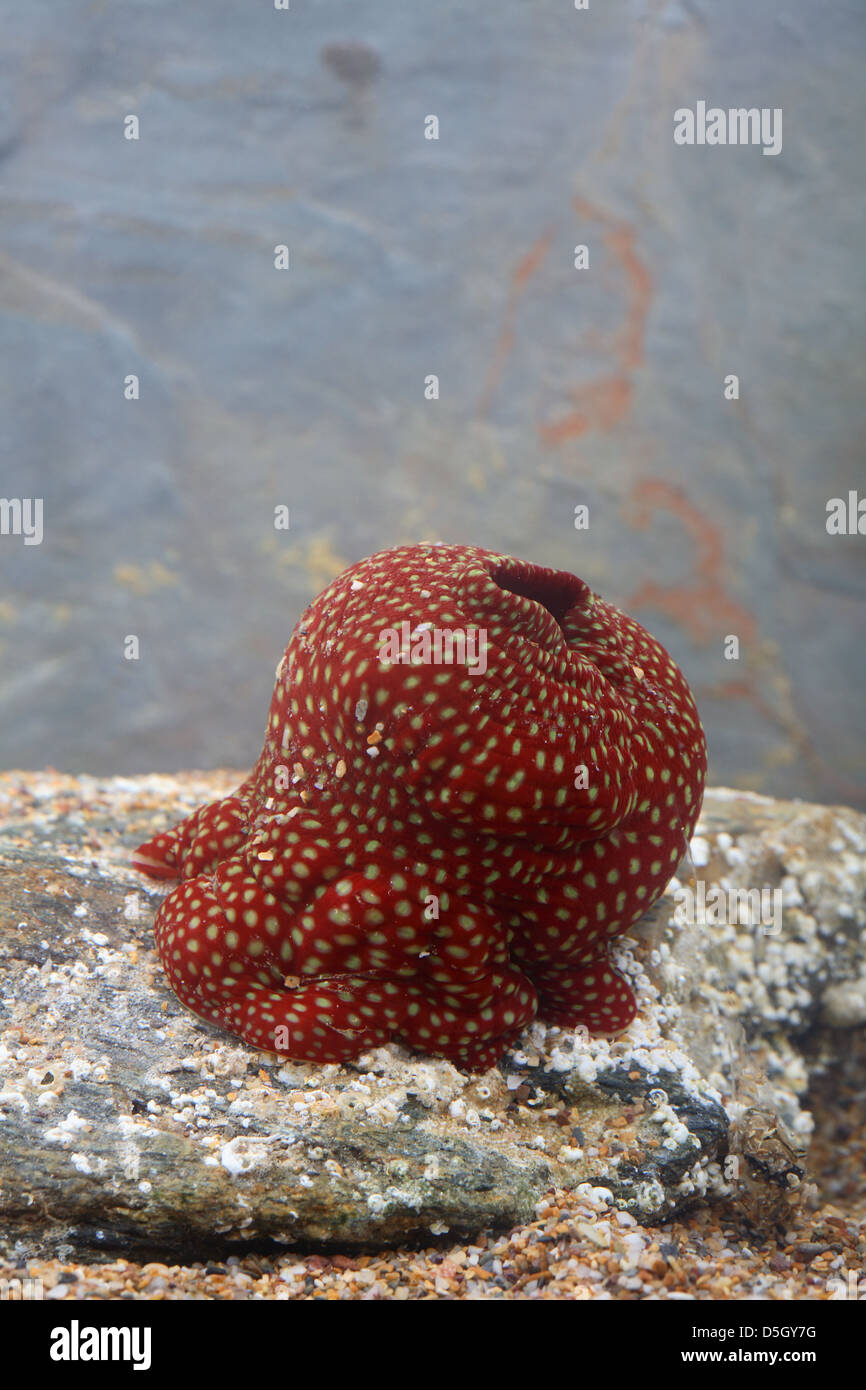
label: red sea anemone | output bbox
[132,544,707,1071]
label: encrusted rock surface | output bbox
[0,772,863,1259]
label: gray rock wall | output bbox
[0,1,864,805]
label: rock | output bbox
[1,4,864,809]
[0,772,863,1258]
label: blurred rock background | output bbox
[0,0,863,806]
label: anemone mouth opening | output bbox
[490,561,586,634]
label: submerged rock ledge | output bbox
[0,772,863,1260]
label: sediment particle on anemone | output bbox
[132,543,707,1071]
